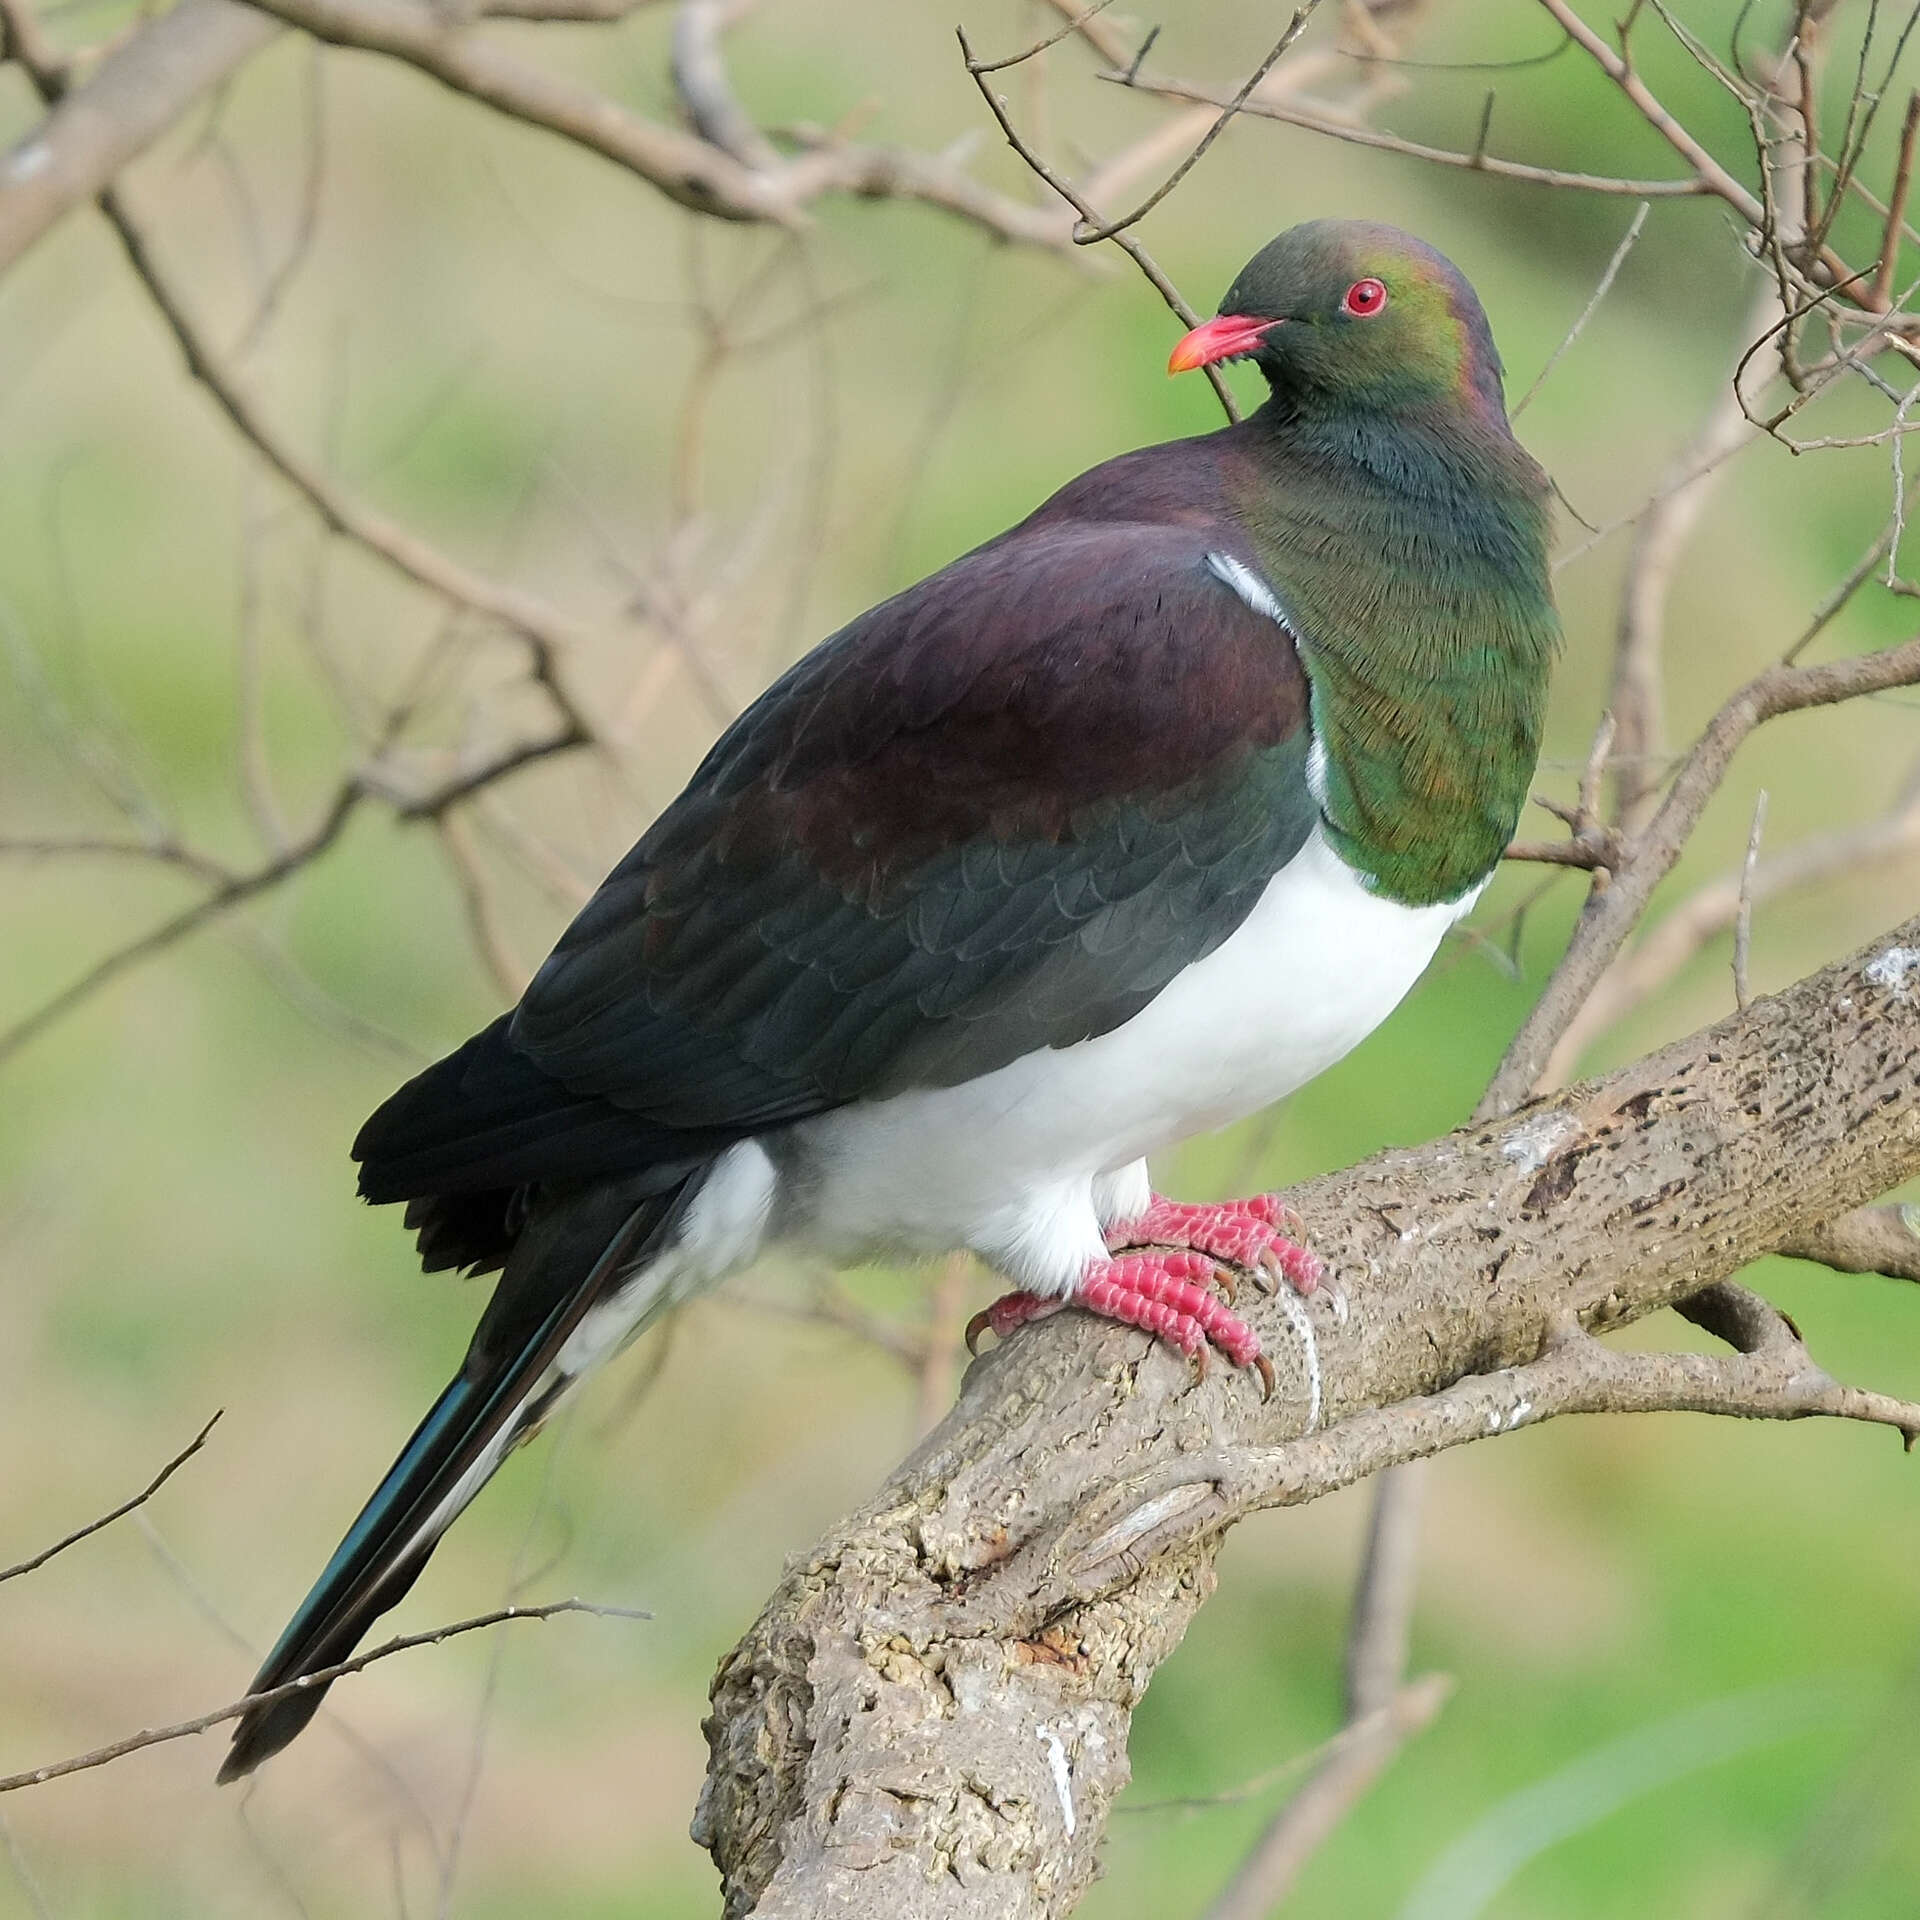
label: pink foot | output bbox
[1109,1192,1330,1305]
[966,1249,1277,1399]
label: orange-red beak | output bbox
[1168,312,1280,374]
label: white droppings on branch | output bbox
[1036,1725,1075,1836]
[1270,1284,1321,1432]
[1499,1109,1583,1175]
[1864,945,1920,998]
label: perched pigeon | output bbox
[221,219,1558,1779]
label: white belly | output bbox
[789,828,1474,1292]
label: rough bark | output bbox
[0,0,281,277]
[695,917,1920,1918]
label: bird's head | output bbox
[1170,219,1507,418]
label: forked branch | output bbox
[695,916,1920,1918]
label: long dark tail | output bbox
[218,1173,694,1782]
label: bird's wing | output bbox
[356,521,1316,1203]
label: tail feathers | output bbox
[218,1175,690,1783]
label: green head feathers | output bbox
[1173,218,1557,907]
[1192,219,1508,418]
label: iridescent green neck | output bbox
[1233,399,1559,907]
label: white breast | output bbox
[789,828,1476,1293]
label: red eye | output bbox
[1342,277,1388,318]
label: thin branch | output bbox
[0,1599,646,1794]
[1103,67,1709,199]
[958,27,1241,423]
[1069,6,1323,245]
[1343,1463,1425,1720]
[1198,1460,1437,1920]
[0,717,581,1066]
[1058,1308,1920,1610]
[1869,90,1920,310]
[435,811,530,1000]
[237,0,1078,247]
[1034,0,1134,68]
[1512,199,1648,416]
[966,0,1121,76]
[0,1414,221,1584]
[0,835,233,886]
[1198,1677,1451,1920]
[1537,757,1920,1084]
[1779,1204,1920,1282]
[1607,271,1786,831]
[0,785,360,1069]
[1482,633,1920,1111]
[670,0,780,169]
[232,42,327,358]
[97,185,602,666]
[1532,0,1768,226]
[0,0,64,79]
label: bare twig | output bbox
[1069,7,1323,245]
[0,1414,221,1585]
[0,835,232,886]
[1869,91,1920,311]
[435,811,530,1000]
[1531,0,1768,228]
[1104,67,1709,199]
[0,713,582,1066]
[915,1253,975,1441]
[98,186,602,666]
[0,1598,646,1794]
[1482,634,1920,1112]
[1607,272,1786,831]
[1199,1460,1437,1920]
[0,0,63,78]
[1512,200,1648,417]
[1538,758,1920,1084]
[235,0,1077,247]
[1343,1463,1425,1720]
[958,26,1241,423]
[966,0,1121,75]
[1780,1204,1920,1282]
[232,43,328,358]
[1198,1677,1451,1920]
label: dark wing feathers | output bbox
[356,511,1314,1236]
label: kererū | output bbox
[220,218,1559,1780]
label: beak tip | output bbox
[1167,312,1275,377]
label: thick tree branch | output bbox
[0,0,281,278]
[693,916,1920,1916]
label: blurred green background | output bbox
[3,1,1919,1914]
